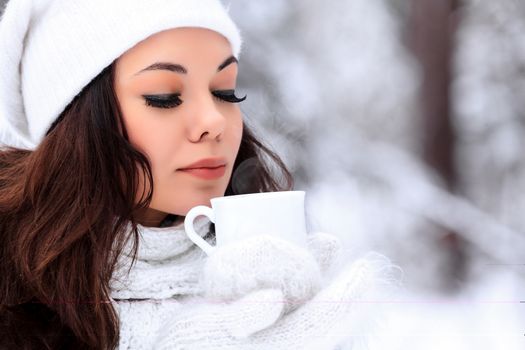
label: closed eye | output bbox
[142,90,247,109]
[143,93,182,109]
[212,90,247,103]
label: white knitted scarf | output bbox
[109,216,213,300]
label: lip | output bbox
[177,157,227,180]
[178,165,226,180]
[178,157,227,170]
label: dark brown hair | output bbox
[0,61,293,349]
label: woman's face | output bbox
[114,28,244,226]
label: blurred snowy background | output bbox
[1,0,523,348]
[226,0,525,349]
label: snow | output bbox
[228,0,525,348]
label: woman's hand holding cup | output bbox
[200,233,340,313]
[157,191,396,349]
[184,191,343,313]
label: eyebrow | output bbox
[135,55,238,76]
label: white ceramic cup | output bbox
[184,191,307,255]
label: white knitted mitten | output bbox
[199,232,342,312]
[153,252,399,350]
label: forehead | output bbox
[115,27,234,76]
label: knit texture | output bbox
[110,216,211,349]
[152,251,401,350]
[109,217,399,349]
[201,234,324,314]
[0,0,242,149]
[110,216,211,300]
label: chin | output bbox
[154,186,228,216]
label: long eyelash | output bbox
[143,94,183,109]
[212,90,247,103]
[142,90,247,109]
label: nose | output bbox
[186,95,226,143]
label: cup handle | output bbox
[184,205,216,256]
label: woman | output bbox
[0,0,397,349]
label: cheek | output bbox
[121,101,180,165]
[124,113,181,205]
[228,111,243,151]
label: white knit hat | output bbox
[0,0,242,150]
